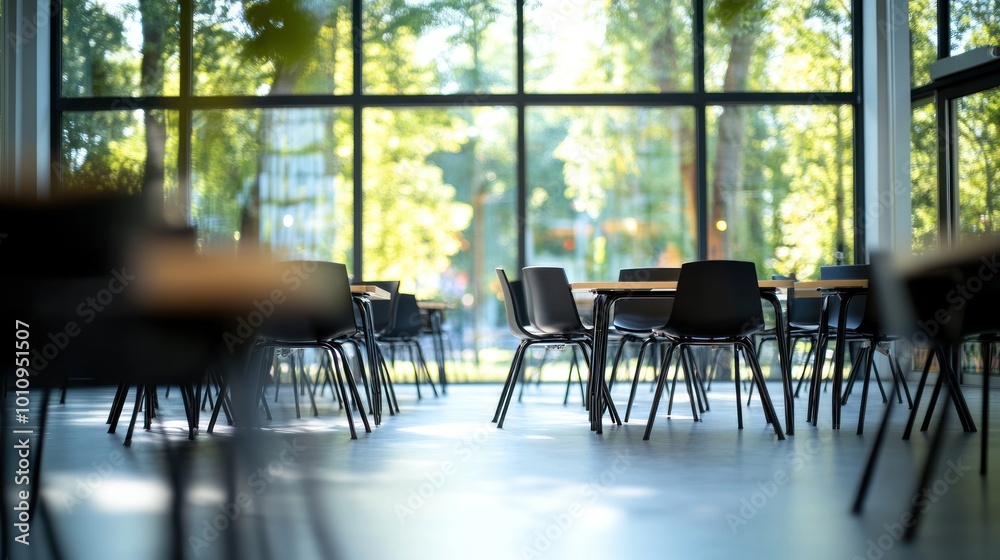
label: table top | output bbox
[351,285,391,300]
[570,279,794,291]
[792,279,868,297]
[417,301,448,310]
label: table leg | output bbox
[808,296,831,426]
[831,294,853,429]
[354,297,383,425]
[762,292,794,436]
[589,293,612,433]
[430,310,447,393]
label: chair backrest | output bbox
[267,261,357,341]
[959,256,1000,337]
[771,273,822,327]
[382,293,424,338]
[613,267,680,332]
[820,264,869,329]
[496,268,539,340]
[618,267,682,282]
[662,260,764,339]
[520,266,588,335]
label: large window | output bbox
[955,86,1000,241]
[56,0,861,379]
[910,0,1000,250]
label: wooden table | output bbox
[571,280,794,435]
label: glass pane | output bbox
[911,100,938,252]
[707,105,854,279]
[191,108,354,262]
[704,0,852,92]
[194,0,352,95]
[956,87,1000,241]
[363,0,515,94]
[362,107,516,379]
[910,0,938,87]
[60,110,179,203]
[950,0,1000,56]
[63,1,180,97]
[524,0,693,93]
[525,107,697,280]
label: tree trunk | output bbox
[649,0,696,260]
[708,18,759,260]
[140,0,167,215]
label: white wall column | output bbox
[9,0,50,199]
[863,0,912,257]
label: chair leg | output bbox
[734,347,743,430]
[793,338,815,398]
[902,377,954,541]
[888,351,913,408]
[625,339,655,423]
[376,344,399,414]
[608,336,634,392]
[643,344,677,440]
[741,340,784,440]
[497,346,528,429]
[667,356,680,417]
[563,347,577,406]
[680,348,700,421]
[412,341,440,397]
[494,342,528,423]
[853,348,904,513]
[982,340,992,475]
[856,345,876,435]
[689,348,711,412]
[333,346,371,434]
[295,351,320,417]
[327,349,358,440]
[123,385,145,447]
[743,346,775,425]
[904,349,937,440]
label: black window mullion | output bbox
[352,0,363,279]
[516,0,526,270]
[50,0,62,193]
[179,0,192,223]
[694,0,707,259]
[852,0,864,263]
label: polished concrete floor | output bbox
[6,372,999,560]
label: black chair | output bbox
[517,266,622,426]
[610,267,681,422]
[853,243,999,539]
[805,265,871,424]
[642,261,785,441]
[750,274,821,398]
[492,268,588,427]
[1,196,233,559]
[809,264,912,433]
[227,261,371,439]
[378,292,440,399]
